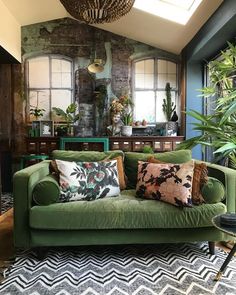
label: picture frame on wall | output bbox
[39,121,54,137]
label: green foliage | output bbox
[30,106,45,119]
[177,42,236,167]
[121,111,133,126]
[52,103,80,129]
[142,146,154,154]
[162,82,176,121]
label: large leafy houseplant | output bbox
[178,42,236,167]
[52,103,80,135]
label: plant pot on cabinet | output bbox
[121,125,132,136]
[166,121,178,136]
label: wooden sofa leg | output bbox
[209,241,215,255]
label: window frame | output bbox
[26,54,74,122]
[132,57,179,123]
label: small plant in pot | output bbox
[52,103,80,136]
[162,82,178,135]
[121,111,133,136]
[30,106,45,121]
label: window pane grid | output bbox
[134,58,178,123]
[28,56,73,122]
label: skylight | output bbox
[133,0,203,25]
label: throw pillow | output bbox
[101,156,127,190]
[148,157,208,205]
[124,150,192,189]
[50,155,127,190]
[136,160,194,207]
[191,162,208,204]
[33,174,60,205]
[49,159,60,179]
[201,177,225,204]
[56,159,120,202]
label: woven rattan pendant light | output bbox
[60,0,135,24]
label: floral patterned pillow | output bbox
[56,159,120,202]
[136,160,194,207]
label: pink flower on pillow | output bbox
[136,161,194,207]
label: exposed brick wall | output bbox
[16,17,180,147]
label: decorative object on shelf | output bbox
[166,123,178,136]
[170,111,178,122]
[107,113,123,136]
[134,121,141,126]
[60,0,135,24]
[107,94,133,136]
[40,121,54,137]
[52,103,80,136]
[31,121,54,137]
[88,59,104,73]
[31,121,40,137]
[142,119,147,126]
[121,111,133,136]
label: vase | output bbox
[121,125,132,136]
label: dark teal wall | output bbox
[183,0,236,160]
[185,61,203,158]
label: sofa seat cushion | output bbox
[29,190,226,230]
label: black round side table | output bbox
[212,214,236,281]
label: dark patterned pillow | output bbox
[147,156,208,205]
[136,160,194,207]
[56,159,120,202]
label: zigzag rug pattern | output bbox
[1,193,13,214]
[0,243,236,295]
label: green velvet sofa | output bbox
[13,149,236,253]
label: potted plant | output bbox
[30,106,45,121]
[52,103,80,136]
[162,82,177,135]
[121,111,133,136]
[177,42,236,168]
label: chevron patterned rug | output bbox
[1,193,13,214]
[0,242,236,295]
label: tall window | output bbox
[133,58,178,123]
[27,55,73,121]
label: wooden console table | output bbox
[25,136,184,156]
[109,136,184,152]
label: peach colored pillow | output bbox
[136,160,194,207]
[147,156,208,205]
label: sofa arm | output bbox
[196,161,236,213]
[13,160,50,248]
